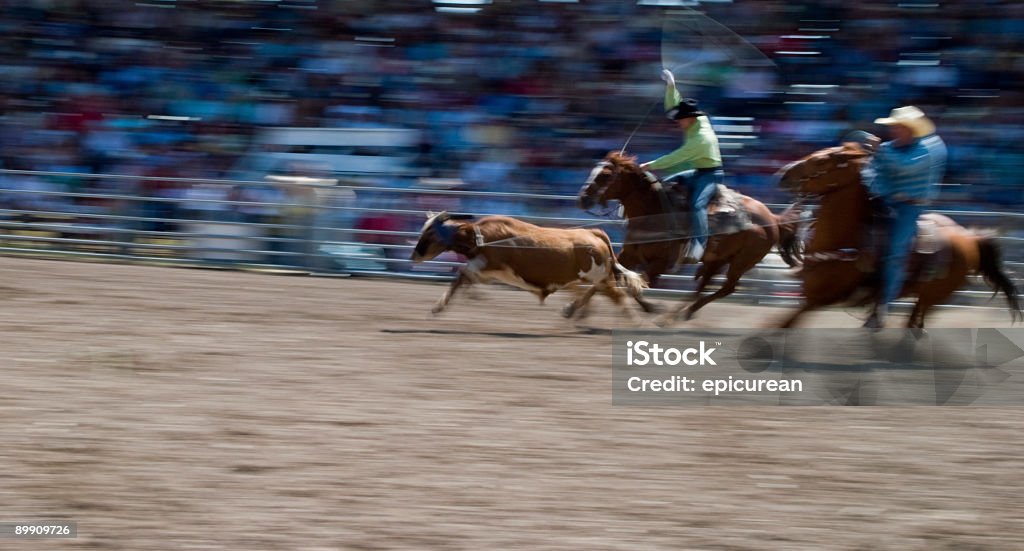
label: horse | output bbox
[577,151,803,324]
[775,141,1022,328]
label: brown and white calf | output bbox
[410,212,647,319]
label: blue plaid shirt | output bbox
[864,134,947,204]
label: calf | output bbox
[410,212,647,319]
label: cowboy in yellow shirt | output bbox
[641,69,723,263]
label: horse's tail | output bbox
[593,229,648,295]
[977,235,1023,323]
[775,201,804,267]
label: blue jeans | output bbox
[670,168,723,249]
[881,201,925,305]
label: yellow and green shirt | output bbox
[645,84,722,174]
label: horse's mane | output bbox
[779,142,871,187]
[605,151,644,174]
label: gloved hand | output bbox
[660,68,675,86]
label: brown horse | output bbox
[776,141,1022,328]
[578,151,802,323]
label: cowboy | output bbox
[863,106,947,328]
[640,69,723,263]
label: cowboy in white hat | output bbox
[640,69,723,264]
[863,105,947,328]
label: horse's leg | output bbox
[630,248,676,314]
[463,281,484,301]
[908,283,952,330]
[433,270,470,314]
[682,261,745,321]
[633,274,662,314]
[642,269,660,290]
[905,243,970,330]
[780,302,815,328]
[616,245,661,313]
[904,294,940,340]
[906,299,924,329]
[635,254,679,313]
[643,241,685,285]
[656,261,721,326]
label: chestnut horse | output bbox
[776,141,1021,328]
[578,151,802,323]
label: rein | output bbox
[584,203,621,218]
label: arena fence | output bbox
[1,168,1022,310]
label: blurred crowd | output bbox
[0,0,1022,251]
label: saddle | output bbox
[664,182,754,236]
[863,207,952,282]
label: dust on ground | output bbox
[1,256,1021,550]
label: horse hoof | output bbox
[654,314,676,328]
[561,305,576,319]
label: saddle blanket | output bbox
[911,218,951,281]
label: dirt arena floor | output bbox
[1,256,1022,550]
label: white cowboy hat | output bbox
[874,105,936,138]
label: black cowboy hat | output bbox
[665,98,705,120]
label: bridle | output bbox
[581,161,622,218]
[583,159,668,216]
[582,159,688,240]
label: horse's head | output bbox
[776,142,872,196]
[577,151,648,213]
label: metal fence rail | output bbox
[2,168,1022,309]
